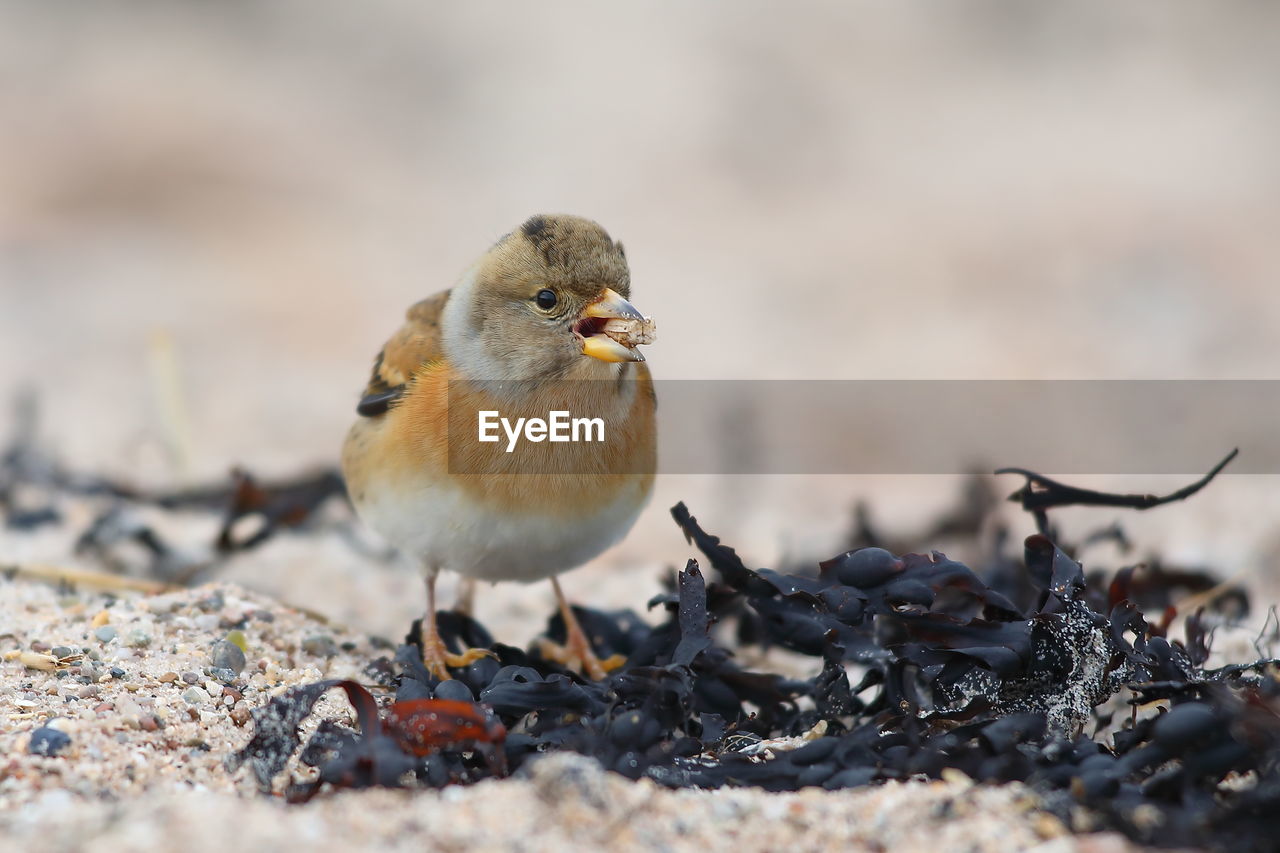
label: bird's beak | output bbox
[583,288,644,321]
[574,288,655,363]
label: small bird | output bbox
[342,215,656,681]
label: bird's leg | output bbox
[421,572,491,681]
[453,577,477,617]
[538,577,626,681]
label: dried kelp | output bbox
[232,471,1280,851]
[1,396,350,580]
[225,678,505,802]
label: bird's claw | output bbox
[422,640,494,681]
[537,637,625,681]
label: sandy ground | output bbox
[3,2,1279,850]
[0,578,1139,853]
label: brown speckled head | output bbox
[443,215,642,380]
[510,214,630,296]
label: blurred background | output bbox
[3,1,1280,638]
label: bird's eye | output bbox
[535,289,558,310]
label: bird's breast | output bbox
[341,361,656,579]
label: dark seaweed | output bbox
[227,475,1280,852]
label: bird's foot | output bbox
[537,635,626,682]
[421,635,493,681]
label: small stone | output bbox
[180,671,200,685]
[125,629,152,648]
[51,646,76,659]
[230,704,251,727]
[208,666,238,683]
[224,630,248,652]
[93,702,114,714]
[90,610,110,629]
[301,634,338,658]
[195,591,225,612]
[28,726,72,756]
[139,714,162,732]
[182,686,211,705]
[158,671,179,683]
[93,626,118,643]
[110,667,126,679]
[77,685,100,700]
[210,640,247,675]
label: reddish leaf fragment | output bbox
[382,698,506,756]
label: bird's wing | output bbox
[355,290,450,417]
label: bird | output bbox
[341,214,657,681]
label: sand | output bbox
[1,577,1146,853]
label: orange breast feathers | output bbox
[378,360,656,516]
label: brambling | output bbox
[341,215,657,681]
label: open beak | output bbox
[574,288,656,363]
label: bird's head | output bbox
[442,214,655,380]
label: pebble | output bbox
[125,628,152,648]
[181,671,201,685]
[196,591,225,612]
[301,634,338,658]
[78,685,100,700]
[27,726,72,756]
[209,640,247,675]
[224,630,248,652]
[52,646,76,659]
[158,671,179,683]
[209,667,239,683]
[230,704,251,727]
[182,686,211,705]
[93,626,118,643]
